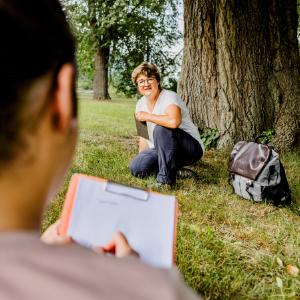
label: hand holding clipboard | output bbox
[58,174,178,269]
[134,114,149,140]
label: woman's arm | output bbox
[139,137,149,153]
[135,104,182,129]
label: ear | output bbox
[52,63,75,131]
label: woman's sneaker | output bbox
[176,168,198,179]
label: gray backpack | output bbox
[228,136,291,206]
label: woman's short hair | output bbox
[0,0,76,165]
[132,62,161,88]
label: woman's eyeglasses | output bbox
[136,77,155,87]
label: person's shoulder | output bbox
[14,237,166,281]
[162,89,178,98]
[161,90,181,101]
[0,234,188,300]
[35,242,184,298]
[161,90,183,107]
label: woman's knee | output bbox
[129,156,140,176]
[129,151,158,178]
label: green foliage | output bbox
[81,81,91,90]
[276,277,285,299]
[162,77,178,93]
[80,76,93,90]
[77,74,94,90]
[258,129,275,144]
[199,128,220,149]
[62,0,182,97]
[298,0,300,39]
[108,72,123,91]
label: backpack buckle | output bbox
[246,179,253,187]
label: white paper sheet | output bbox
[67,177,176,269]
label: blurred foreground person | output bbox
[0,0,203,299]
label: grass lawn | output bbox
[42,90,300,300]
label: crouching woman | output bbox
[129,62,205,189]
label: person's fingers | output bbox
[103,232,133,258]
[103,232,125,252]
[102,234,118,252]
[129,249,140,259]
[136,113,141,121]
[47,219,61,232]
[92,247,105,255]
[40,220,60,242]
[42,234,72,245]
[52,219,61,227]
[40,219,73,245]
[136,112,146,121]
[114,232,139,258]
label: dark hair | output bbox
[0,0,76,164]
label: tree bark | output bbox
[93,47,110,100]
[88,0,111,100]
[178,0,300,150]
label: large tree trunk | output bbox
[93,48,110,100]
[178,0,300,150]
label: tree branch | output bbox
[127,0,145,18]
[87,0,98,48]
[173,48,183,60]
[87,0,97,29]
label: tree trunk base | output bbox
[93,49,110,100]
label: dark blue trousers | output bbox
[129,125,203,185]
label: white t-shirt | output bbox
[136,89,205,154]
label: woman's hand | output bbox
[40,220,73,245]
[135,111,149,123]
[94,232,139,259]
[41,223,138,259]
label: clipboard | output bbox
[58,174,178,269]
[134,114,149,139]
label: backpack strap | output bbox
[228,173,235,194]
[228,173,233,185]
[245,180,255,203]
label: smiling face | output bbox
[136,74,160,98]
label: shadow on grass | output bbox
[192,149,230,185]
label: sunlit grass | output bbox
[42,92,300,300]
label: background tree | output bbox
[63,0,182,99]
[110,37,183,97]
[298,0,300,38]
[178,0,300,150]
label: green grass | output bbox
[42,93,300,300]
[77,87,137,103]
